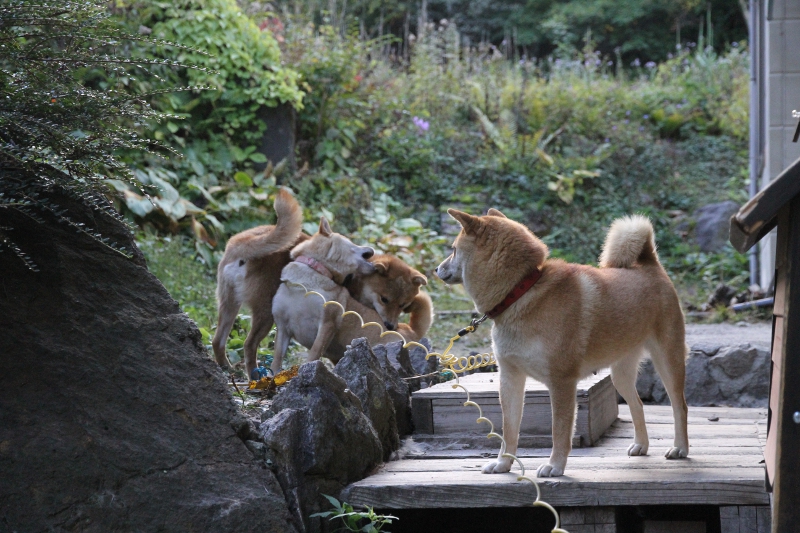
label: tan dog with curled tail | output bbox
[436,208,689,478]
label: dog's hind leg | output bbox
[271,325,291,376]
[611,351,649,456]
[648,335,689,459]
[483,363,526,475]
[212,280,239,370]
[307,303,340,362]
[243,305,274,380]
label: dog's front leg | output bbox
[538,381,578,477]
[483,366,526,474]
[307,303,340,361]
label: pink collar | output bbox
[294,255,333,279]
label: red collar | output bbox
[485,268,542,319]
[295,255,333,279]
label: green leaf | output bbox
[233,171,253,186]
[249,152,268,163]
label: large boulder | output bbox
[0,192,297,532]
[261,361,382,532]
[637,343,770,408]
[693,201,740,252]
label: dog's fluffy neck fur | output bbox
[290,236,348,285]
[463,219,549,316]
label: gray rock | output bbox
[262,361,382,531]
[693,201,740,252]
[690,343,723,356]
[0,190,297,532]
[637,343,769,408]
[373,340,415,378]
[372,344,413,437]
[334,339,400,459]
[408,337,435,373]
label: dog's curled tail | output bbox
[599,215,659,268]
[225,188,303,261]
[397,291,434,341]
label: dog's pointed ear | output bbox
[411,273,427,286]
[372,260,388,275]
[486,208,507,218]
[319,217,332,237]
[448,209,480,234]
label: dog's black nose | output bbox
[384,321,396,331]
[362,247,374,259]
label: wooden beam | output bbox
[730,155,800,253]
[772,196,800,530]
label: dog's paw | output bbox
[482,457,513,474]
[536,463,564,478]
[627,443,648,456]
[665,446,688,459]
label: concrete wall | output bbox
[760,0,800,289]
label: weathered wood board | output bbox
[343,405,769,510]
[412,370,618,447]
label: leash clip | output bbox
[457,314,488,338]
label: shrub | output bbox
[0,0,196,269]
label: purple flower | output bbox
[612,125,618,131]
[604,138,610,143]
[643,114,650,119]
[639,126,644,131]
[625,110,631,116]
[645,61,656,69]
[412,116,430,132]
[631,58,641,67]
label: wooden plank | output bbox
[773,197,800,532]
[411,397,433,434]
[619,414,765,425]
[588,381,619,444]
[380,455,767,473]
[409,445,765,460]
[720,506,771,533]
[343,469,769,508]
[619,405,766,421]
[729,155,800,253]
[413,370,611,399]
[756,505,771,533]
[602,424,759,439]
[411,433,582,449]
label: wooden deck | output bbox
[343,404,769,509]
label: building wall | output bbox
[761,0,800,289]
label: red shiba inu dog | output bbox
[436,209,689,477]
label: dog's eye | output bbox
[380,296,389,304]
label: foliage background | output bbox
[2,1,753,367]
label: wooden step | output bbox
[343,405,770,510]
[411,370,619,447]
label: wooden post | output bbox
[770,197,800,530]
